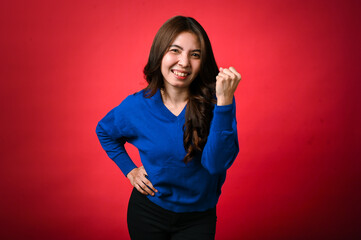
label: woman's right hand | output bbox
[126,166,158,196]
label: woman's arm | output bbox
[96,106,157,195]
[201,99,239,175]
[96,109,138,177]
[201,66,241,175]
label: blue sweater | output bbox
[96,89,239,213]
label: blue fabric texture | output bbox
[96,89,239,213]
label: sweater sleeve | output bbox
[95,105,137,177]
[201,97,239,175]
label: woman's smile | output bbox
[171,69,190,79]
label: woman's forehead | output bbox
[170,32,201,49]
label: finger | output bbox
[140,181,156,196]
[135,184,148,195]
[221,68,237,79]
[137,178,156,196]
[216,76,223,83]
[141,174,158,194]
[143,178,158,194]
[217,72,228,79]
[229,66,241,80]
[228,66,237,74]
[138,167,158,194]
[135,176,153,195]
[216,74,224,81]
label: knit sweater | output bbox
[96,89,239,213]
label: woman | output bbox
[96,16,241,240]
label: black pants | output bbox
[127,188,217,240]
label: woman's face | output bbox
[161,32,201,91]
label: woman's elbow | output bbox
[202,149,238,175]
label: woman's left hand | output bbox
[216,66,241,106]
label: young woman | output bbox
[96,16,241,240]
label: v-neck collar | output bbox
[154,89,186,121]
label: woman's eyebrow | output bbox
[170,44,201,52]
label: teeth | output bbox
[173,70,188,77]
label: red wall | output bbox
[1,0,360,239]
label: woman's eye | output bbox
[191,53,200,58]
[170,49,179,53]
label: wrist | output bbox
[217,96,233,106]
[126,167,137,179]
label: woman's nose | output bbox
[178,53,190,67]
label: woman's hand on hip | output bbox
[127,166,158,196]
[216,66,241,106]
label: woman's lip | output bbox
[171,69,190,74]
[172,70,188,79]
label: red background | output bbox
[1,0,360,239]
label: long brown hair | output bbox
[143,16,219,163]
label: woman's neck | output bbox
[162,87,188,104]
[160,86,189,116]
